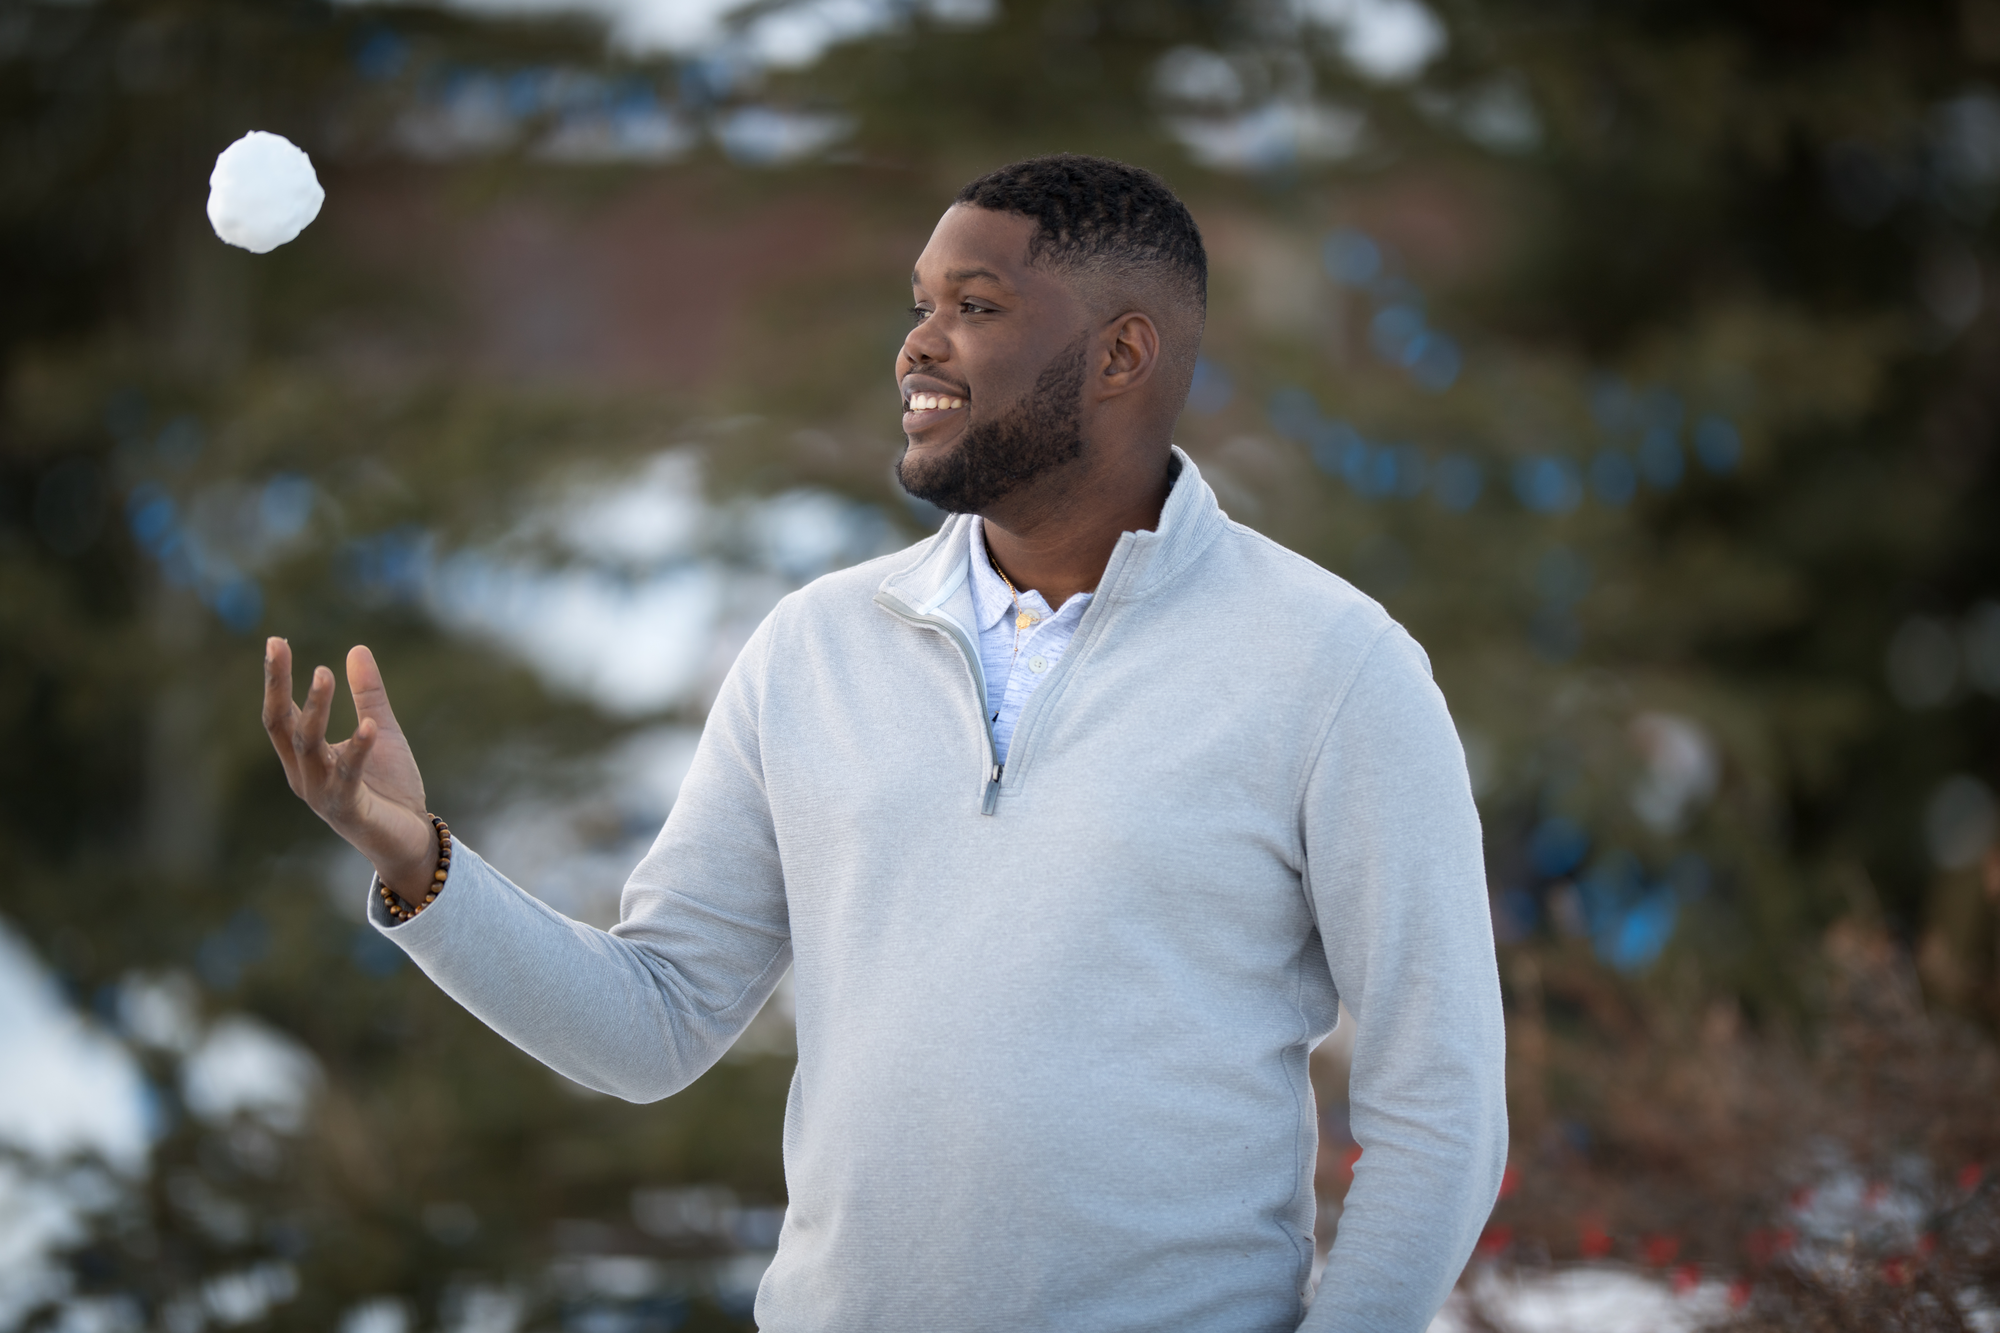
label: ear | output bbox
[1095,311,1161,401]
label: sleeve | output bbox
[1296,626,1508,1333]
[366,614,793,1103]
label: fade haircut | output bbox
[955,154,1208,410]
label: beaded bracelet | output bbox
[379,814,452,923]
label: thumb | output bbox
[346,645,405,735]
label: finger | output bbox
[346,645,406,737]
[261,638,305,793]
[332,715,380,787]
[293,664,339,784]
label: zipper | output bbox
[873,581,1006,816]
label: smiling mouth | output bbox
[902,391,968,434]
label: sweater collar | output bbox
[877,445,1225,617]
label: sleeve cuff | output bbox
[364,840,473,934]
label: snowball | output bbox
[206,131,324,254]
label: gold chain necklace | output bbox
[988,554,1041,658]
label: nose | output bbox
[899,310,949,373]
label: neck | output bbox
[978,446,1175,607]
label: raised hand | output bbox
[261,638,438,902]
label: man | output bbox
[262,154,1506,1332]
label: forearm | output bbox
[1298,626,1510,1329]
[371,840,792,1101]
[1297,1047,1507,1331]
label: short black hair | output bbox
[954,154,1207,316]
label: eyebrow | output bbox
[911,266,1006,286]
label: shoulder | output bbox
[758,530,946,636]
[1203,519,1409,661]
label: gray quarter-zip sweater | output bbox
[371,448,1507,1333]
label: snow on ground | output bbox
[1430,1266,1732,1333]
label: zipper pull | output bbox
[982,764,1003,815]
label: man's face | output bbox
[895,205,1096,515]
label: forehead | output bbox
[912,205,1040,286]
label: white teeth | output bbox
[908,394,963,412]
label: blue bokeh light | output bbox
[260,473,317,540]
[1322,228,1383,287]
[1605,891,1678,971]
[1529,816,1590,878]
[1370,303,1426,363]
[1307,420,1366,483]
[1496,888,1541,944]
[1638,426,1684,489]
[126,485,177,553]
[1573,850,1690,971]
[1405,332,1462,392]
[209,577,265,634]
[340,526,434,604]
[1265,385,1319,441]
[1694,415,1742,473]
[1589,449,1637,506]
[1513,456,1583,513]
[1433,453,1483,511]
[1186,357,1234,414]
[355,27,410,81]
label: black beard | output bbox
[895,336,1088,514]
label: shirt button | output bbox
[1028,656,1049,673]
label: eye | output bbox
[960,300,994,315]
[909,305,932,325]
